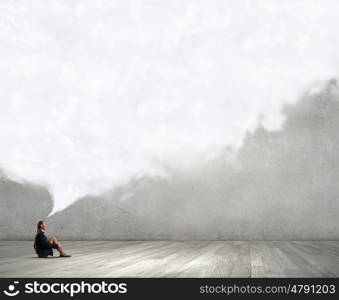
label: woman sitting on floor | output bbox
[34,220,71,258]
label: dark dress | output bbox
[34,230,58,258]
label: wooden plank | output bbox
[0,241,338,277]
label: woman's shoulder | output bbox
[35,231,45,237]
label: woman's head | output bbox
[37,220,47,231]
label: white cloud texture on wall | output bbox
[0,0,339,214]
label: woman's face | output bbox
[41,222,47,230]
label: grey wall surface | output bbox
[1,80,339,240]
[0,176,52,240]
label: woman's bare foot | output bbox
[60,253,72,257]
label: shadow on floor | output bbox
[29,256,60,259]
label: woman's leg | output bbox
[49,236,69,256]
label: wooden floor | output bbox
[0,241,338,277]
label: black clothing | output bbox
[34,230,57,258]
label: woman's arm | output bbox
[35,232,52,250]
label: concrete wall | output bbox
[1,80,339,240]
